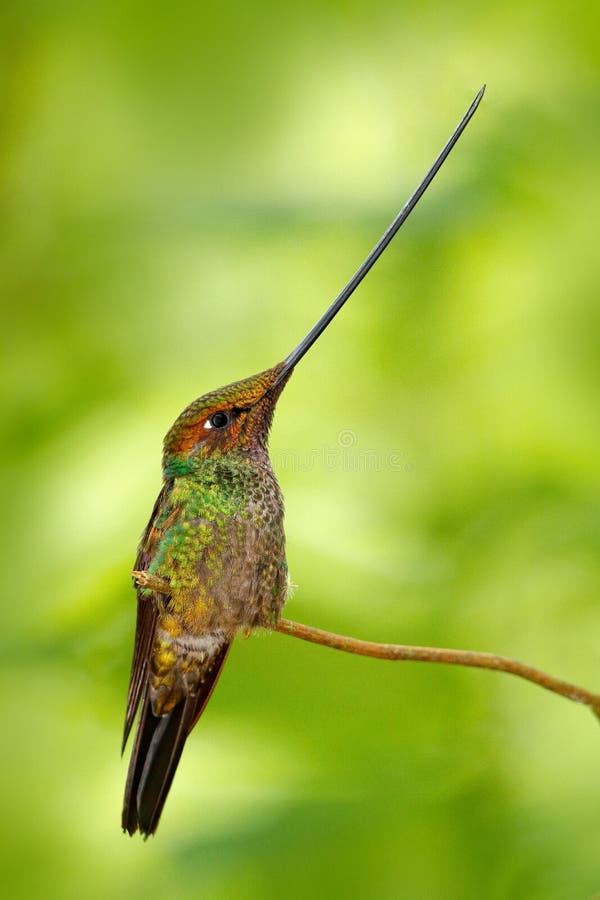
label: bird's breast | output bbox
[150,460,288,634]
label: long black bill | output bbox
[273,84,485,387]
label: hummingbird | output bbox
[122,86,485,837]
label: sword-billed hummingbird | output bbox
[122,86,485,837]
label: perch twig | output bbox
[276,618,600,720]
[132,570,600,720]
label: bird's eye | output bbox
[208,411,230,429]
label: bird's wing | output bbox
[122,481,174,751]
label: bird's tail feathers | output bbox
[122,637,230,837]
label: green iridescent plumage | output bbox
[122,365,291,836]
[148,454,286,631]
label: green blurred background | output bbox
[2,2,599,898]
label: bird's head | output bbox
[163,363,291,475]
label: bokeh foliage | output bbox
[1,2,599,898]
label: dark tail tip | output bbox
[122,697,190,837]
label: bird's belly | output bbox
[170,549,289,635]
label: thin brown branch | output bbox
[131,571,600,721]
[275,618,600,721]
